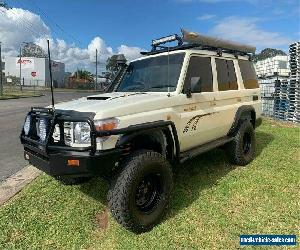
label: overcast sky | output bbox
[0,0,299,72]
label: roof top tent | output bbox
[142,29,256,59]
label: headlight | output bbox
[74,122,91,144]
[23,115,31,135]
[64,118,119,146]
[37,118,47,142]
[53,124,60,142]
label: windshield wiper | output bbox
[150,84,174,89]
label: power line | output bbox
[0,7,47,39]
[27,0,85,47]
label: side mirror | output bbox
[186,88,192,98]
[183,80,192,98]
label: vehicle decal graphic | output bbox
[183,113,216,133]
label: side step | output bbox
[179,136,233,163]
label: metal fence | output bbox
[1,76,46,97]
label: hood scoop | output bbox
[87,96,110,100]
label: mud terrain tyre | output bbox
[227,120,256,166]
[108,150,173,233]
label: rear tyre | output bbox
[226,120,256,166]
[108,150,173,233]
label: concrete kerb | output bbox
[0,165,41,205]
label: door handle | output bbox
[210,101,217,106]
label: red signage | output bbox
[31,71,37,77]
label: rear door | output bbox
[211,58,243,137]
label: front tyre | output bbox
[108,150,173,233]
[227,120,256,166]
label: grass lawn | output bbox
[0,90,42,100]
[0,119,299,249]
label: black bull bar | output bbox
[20,107,180,177]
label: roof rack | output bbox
[141,28,256,59]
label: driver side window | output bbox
[184,56,213,93]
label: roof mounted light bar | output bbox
[151,34,183,51]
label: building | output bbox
[255,55,290,78]
[3,57,65,88]
[259,42,299,123]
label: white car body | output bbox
[53,49,261,151]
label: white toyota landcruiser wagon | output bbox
[21,29,262,233]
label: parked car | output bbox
[21,29,262,233]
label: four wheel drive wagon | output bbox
[20,29,262,233]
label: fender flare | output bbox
[227,105,256,136]
[116,123,179,162]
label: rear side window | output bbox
[238,60,259,89]
[216,59,238,91]
[184,56,213,93]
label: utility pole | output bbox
[0,42,3,96]
[95,49,98,91]
[19,45,22,91]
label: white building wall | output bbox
[3,57,65,87]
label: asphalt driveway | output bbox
[0,91,93,181]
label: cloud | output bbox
[0,6,144,72]
[0,7,49,55]
[210,16,292,50]
[117,45,144,61]
[197,14,216,21]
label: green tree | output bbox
[106,55,121,80]
[21,43,47,58]
[74,69,94,82]
[253,48,287,62]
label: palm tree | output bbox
[74,69,94,82]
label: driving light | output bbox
[23,115,31,135]
[37,119,47,142]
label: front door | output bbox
[177,55,222,151]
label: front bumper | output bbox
[24,146,122,177]
[20,107,123,178]
[20,108,178,178]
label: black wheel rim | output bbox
[243,132,252,154]
[135,174,161,213]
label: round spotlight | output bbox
[23,115,31,135]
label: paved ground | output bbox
[0,91,93,181]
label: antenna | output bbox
[47,39,55,109]
[167,46,170,97]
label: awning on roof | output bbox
[181,29,256,54]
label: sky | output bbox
[0,0,299,72]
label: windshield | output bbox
[116,53,185,92]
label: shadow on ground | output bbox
[79,130,274,225]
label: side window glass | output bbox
[227,60,238,90]
[216,59,238,91]
[238,60,259,89]
[184,56,213,93]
